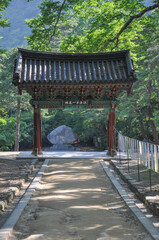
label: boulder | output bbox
[47,125,77,145]
[45,144,75,151]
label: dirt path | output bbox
[11,158,152,240]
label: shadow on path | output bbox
[11,158,152,240]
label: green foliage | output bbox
[0,48,18,111]
[19,112,33,149]
[0,48,31,112]
[0,115,16,150]
[0,0,41,50]
[0,0,158,150]
[25,0,83,51]
[24,0,159,144]
[59,0,158,59]
[25,0,159,67]
[116,12,159,142]
[0,48,32,150]
[0,104,108,151]
[0,0,12,53]
[3,108,108,151]
[41,109,108,150]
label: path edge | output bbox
[100,160,159,240]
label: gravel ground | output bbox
[0,159,33,201]
[115,158,159,196]
[0,154,43,228]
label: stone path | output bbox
[10,158,153,240]
[16,151,129,159]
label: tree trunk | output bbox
[134,104,147,139]
[147,79,159,143]
[139,120,147,139]
[14,98,21,151]
[147,105,159,143]
[149,119,159,143]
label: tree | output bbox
[25,0,159,55]
[24,0,159,144]
[0,0,35,53]
[14,97,21,151]
[116,10,159,142]
[0,1,11,27]
[0,48,31,150]
[40,108,108,150]
[59,0,158,57]
[100,1,159,51]
[25,0,83,51]
[0,0,12,53]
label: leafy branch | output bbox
[48,0,67,43]
[100,3,159,52]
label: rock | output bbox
[47,125,77,145]
[45,144,75,151]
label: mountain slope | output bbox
[0,0,41,49]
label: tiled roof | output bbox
[13,48,137,85]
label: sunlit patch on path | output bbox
[11,158,152,240]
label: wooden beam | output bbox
[107,105,116,156]
[32,107,42,155]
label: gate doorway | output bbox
[13,48,137,156]
[40,107,108,152]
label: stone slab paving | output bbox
[7,158,154,240]
[16,151,129,159]
[0,152,20,160]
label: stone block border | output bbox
[0,159,38,213]
[110,160,159,217]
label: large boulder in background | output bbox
[47,125,77,145]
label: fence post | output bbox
[154,145,158,172]
[130,138,133,159]
[120,133,123,153]
[151,144,154,170]
[124,136,126,153]
[145,143,148,167]
[122,135,124,152]
[135,139,138,159]
[117,133,159,174]
[142,142,145,166]
[158,146,159,165]
[133,139,135,159]
[147,143,150,169]
[126,137,129,158]
[137,140,140,181]
[139,141,142,164]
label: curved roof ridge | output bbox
[18,48,130,57]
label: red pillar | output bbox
[32,106,42,155]
[107,105,116,156]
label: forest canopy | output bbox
[0,0,159,150]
